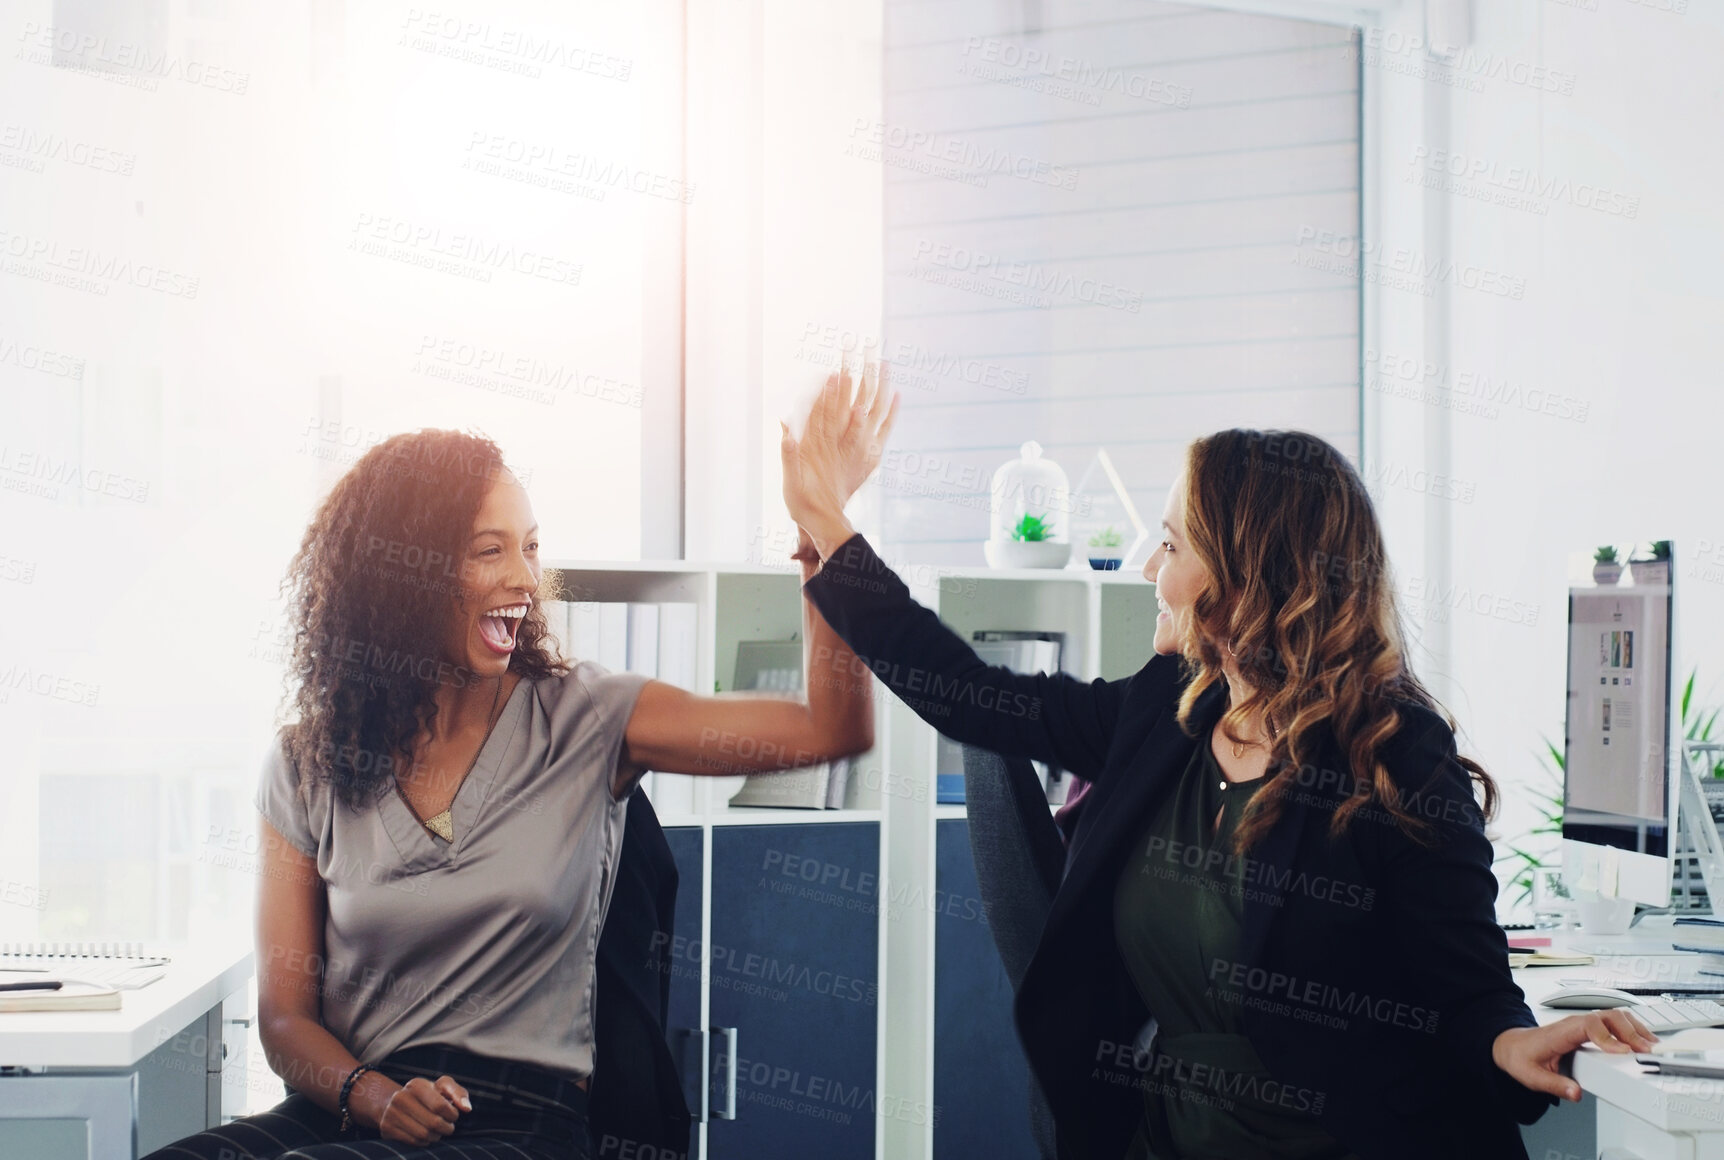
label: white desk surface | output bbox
[1515,915,1724,1134]
[0,943,252,1069]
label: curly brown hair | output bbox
[278,429,567,810]
[1172,428,1499,851]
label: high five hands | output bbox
[780,360,900,562]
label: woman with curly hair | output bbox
[145,427,873,1160]
[780,367,1658,1160]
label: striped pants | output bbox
[140,1044,593,1160]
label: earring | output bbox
[1226,639,1241,659]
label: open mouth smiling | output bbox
[477,602,528,654]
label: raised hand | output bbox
[780,360,899,556]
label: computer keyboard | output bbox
[1627,998,1724,1034]
[1562,976,1724,996]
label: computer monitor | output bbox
[1561,540,1677,907]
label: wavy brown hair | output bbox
[1172,429,1498,851]
[278,429,567,811]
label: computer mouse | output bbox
[1541,986,1641,1010]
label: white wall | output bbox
[1360,0,1724,874]
[878,0,1362,564]
[683,0,886,566]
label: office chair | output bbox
[960,744,1067,1160]
[589,791,693,1158]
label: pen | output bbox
[0,980,64,992]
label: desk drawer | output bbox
[1598,1101,1711,1160]
[218,987,253,1122]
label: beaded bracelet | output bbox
[338,1063,376,1135]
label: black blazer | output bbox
[804,534,1554,1160]
[589,790,694,1159]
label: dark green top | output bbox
[1113,736,1357,1160]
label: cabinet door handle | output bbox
[711,1026,738,1121]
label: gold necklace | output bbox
[1229,724,1273,759]
[1220,686,1272,760]
[410,676,505,842]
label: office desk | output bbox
[1516,918,1724,1159]
[0,944,253,1160]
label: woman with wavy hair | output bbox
[146,428,872,1160]
[781,367,1657,1160]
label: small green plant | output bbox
[1012,512,1053,542]
[1494,736,1565,909]
[1087,525,1124,549]
[1681,668,1724,778]
[1594,545,1619,564]
[1652,540,1673,560]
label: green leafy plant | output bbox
[1594,545,1619,564]
[1012,512,1053,542]
[1494,736,1565,909]
[1087,525,1123,549]
[1681,668,1724,778]
[1651,540,1672,561]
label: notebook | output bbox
[0,942,170,990]
[0,980,122,1013]
[1508,952,1596,968]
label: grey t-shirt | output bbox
[255,660,652,1081]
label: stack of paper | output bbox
[730,755,855,810]
[727,640,863,810]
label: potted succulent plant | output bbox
[985,442,1074,569]
[1014,512,1053,541]
[985,510,1072,569]
[1087,525,1125,571]
[1629,540,1672,586]
[1592,545,1622,586]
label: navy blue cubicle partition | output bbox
[934,817,1041,1160]
[706,822,879,1160]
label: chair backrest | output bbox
[960,744,1066,989]
[590,791,693,1156]
[956,745,1066,1160]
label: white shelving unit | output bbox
[544,557,1158,1160]
[884,565,1157,1160]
